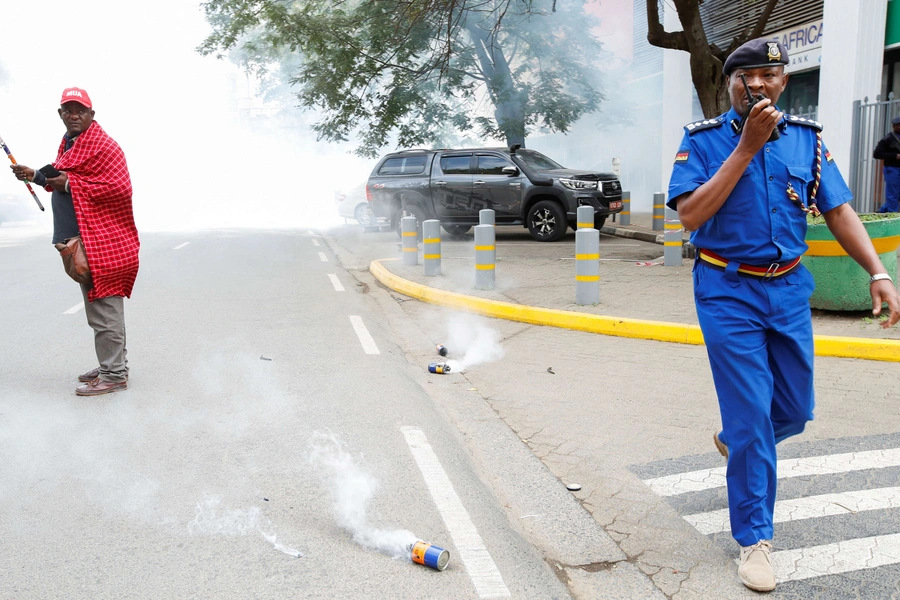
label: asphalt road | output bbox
[0,226,578,599]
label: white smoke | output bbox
[443,313,505,373]
[188,493,302,558]
[307,431,417,560]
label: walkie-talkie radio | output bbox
[739,73,780,143]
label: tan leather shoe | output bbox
[739,540,776,592]
[714,430,729,459]
[78,368,100,382]
[76,378,128,397]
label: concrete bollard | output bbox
[479,209,495,226]
[577,205,593,229]
[653,192,665,231]
[664,207,683,267]
[619,190,631,226]
[401,216,418,266]
[575,226,600,305]
[423,219,441,276]
[474,224,495,290]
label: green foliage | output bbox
[807,211,900,225]
[199,0,607,157]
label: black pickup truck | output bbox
[365,146,622,242]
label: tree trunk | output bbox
[466,19,526,148]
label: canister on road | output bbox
[428,363,451,374]
[409,540,450,571]
[436,344,448,357]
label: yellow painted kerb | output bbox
[369,259,900,363]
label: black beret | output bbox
[892,116,900,125]
[723,38,789,75]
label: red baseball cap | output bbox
[60,87,92,109]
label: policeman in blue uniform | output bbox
[668,38,900,593]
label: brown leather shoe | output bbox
[76,377,128,396]
[78,368,100,382]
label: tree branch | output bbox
[645,0,688,52]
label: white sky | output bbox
[0,0,375,231]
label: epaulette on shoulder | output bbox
[684,118,724,134]
[786,115,823,131]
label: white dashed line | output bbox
[63,302,84,315]
[401,427,510,598]
[643,448,900,497]
[685,486,900,535]
[318,252,328,262]
[173,242,190,250]
[349,316,379,354]
[770,533,900,583]
[328,274,345,292]
[312,239,320,247]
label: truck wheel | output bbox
[527,201,567,242]
[442,225,471,238]
[594,215,607,230]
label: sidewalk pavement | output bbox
[373,213,899,352]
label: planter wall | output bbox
[802,216,900,311]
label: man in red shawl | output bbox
[10,87,139,396]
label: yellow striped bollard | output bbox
[576,205,599,305]
[401,216,418,266]
[423,219,441,276]
[474,223,495,290]
[653,192,665,231]
[664,207,683,266]
[619,190,631,226]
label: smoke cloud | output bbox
[188,493,302,557]
[307,431,418,560]
[443,313,505,373]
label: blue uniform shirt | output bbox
[667,107,852,264]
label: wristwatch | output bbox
[869,273,894,284]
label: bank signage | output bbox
[768,20,823,73]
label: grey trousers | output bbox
[80,283,129,383]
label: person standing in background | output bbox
[872,116,900,213]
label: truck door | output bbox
[432,153,475,223]
[473,153,523,222]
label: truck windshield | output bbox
[514,149,564,171]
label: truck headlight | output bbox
[559,178,598,191]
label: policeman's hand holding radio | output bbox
[737,98,782,154]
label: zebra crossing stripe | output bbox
[643,448,900,497]
[769,533,900,583]
[685,485,900,535]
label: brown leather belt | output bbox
[698,249,800,279]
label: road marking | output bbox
[349,316,379,354]
[401,427,510,598]
[63,302,84,315]
[643,448,900,497]
[318,252,328,262]
[312,239,320,247]
[770,533,900,583]
[328,274,345,292]
[685,485,900,534]
[173,242,190,250]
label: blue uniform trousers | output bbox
[694,260,815,546]
[881,166,900,213]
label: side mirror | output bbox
[502,166,519,176]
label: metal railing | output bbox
[849,93,900,213]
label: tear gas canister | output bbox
[428,363,451,374]
[409,540,450,571]
[436,344,448,357]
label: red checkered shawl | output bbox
[52,121,139,301]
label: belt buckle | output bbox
[764,262,780,279]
